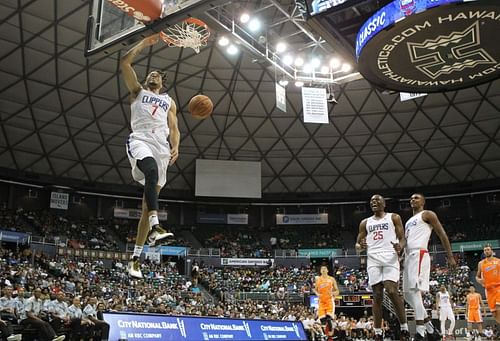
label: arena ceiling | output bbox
[0,0,500,197]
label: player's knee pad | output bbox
[138,157,159,184]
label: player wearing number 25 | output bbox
[356,194,410,341]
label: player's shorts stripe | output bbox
[127,137,134,158]
[418,249,427,275]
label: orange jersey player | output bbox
[465,285,486,337]
[476,244,500,324]
[314,265,340,335]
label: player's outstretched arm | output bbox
[424,210,456,268]
[168,100,180,165]
[355,219,368,253]
[120,34,159,98]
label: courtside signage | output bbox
[221,258,274,267]
[357,0,500,92]
[104,312,307,340]
[276,213,328,225]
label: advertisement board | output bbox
[276,213,328,225]
[221,258,274,267]
[103,312,307,341]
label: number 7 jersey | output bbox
[365,213,398,255]
[131,88,171,136]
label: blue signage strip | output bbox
[0,230,29,243]
[355,0,467,58]
[142,246,187,256]
[104,312,308,341]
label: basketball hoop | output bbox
[160,18,209,53]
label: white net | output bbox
[161,19,209,53]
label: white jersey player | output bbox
[437,286,455,337]
[121,34,180,278]
[403,193,456,341]
[356,194,409,341]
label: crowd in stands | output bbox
[194,227,273,258]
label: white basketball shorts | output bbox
[403,249,430,292]
[126,131,171,188]
[439,306,454,321]
[367,251,400,286]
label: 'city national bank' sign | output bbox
[357,0,500,92]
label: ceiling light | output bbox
[303,63,312,73]
[295,81,304,87]
[320,66,329,74]
[248,18,261,32]
[330,57,341,69]
[276,42,287,53]
[311,58,321,68]
[227,44,239,55]
[218,36,229,47]
[341,63,352,72]
[283,54,293,66]
[294,57,304,67]
[240,13,250,24]
[279,79,289,86]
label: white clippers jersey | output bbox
[404,211,432,250]
[437,291,451,308]
[131,88,171,136]
[365,213,398,255]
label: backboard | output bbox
[85,0,217,58]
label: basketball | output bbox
[107,0,162,23]
[189,95,213,120]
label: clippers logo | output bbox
[407,21,497,79]
[176,318,187,338]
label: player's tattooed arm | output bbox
[120,34,160,99]
[391,213,405,255]
[168,100,180,166]
[475,262,484,287]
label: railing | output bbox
[225,291,304,303]
[187,248,220,257]
[274,249,307,258]
[31,235,66,246]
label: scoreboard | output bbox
[309,294,374,308]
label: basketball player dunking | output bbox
[403,193,456,341]
[476,244,500,324]
[314,265,339,336]
[121,34,179,278]
[356,194,410,341]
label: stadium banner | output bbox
[143,246,187,256]
[302,87,329,124]
[451,239,500,252]
[221,258,274,267]
[226,213,248,225]
[197,213,227,224]
[103,312,307,341]
[276,213,328,225]
[50,192,69,210]
[276,82,286,112]
[114,208,168,221]
[0,230,30,244]
[298,248,341,257]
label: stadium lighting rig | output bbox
[207,1,362,85]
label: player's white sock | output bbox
[416,325,426,337]
[374,328,383,335]
[400,323,409,331]
[148,214,159,229]
[425,321,435,333]
[132,245,143,259]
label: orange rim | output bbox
[160,17,209,45]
